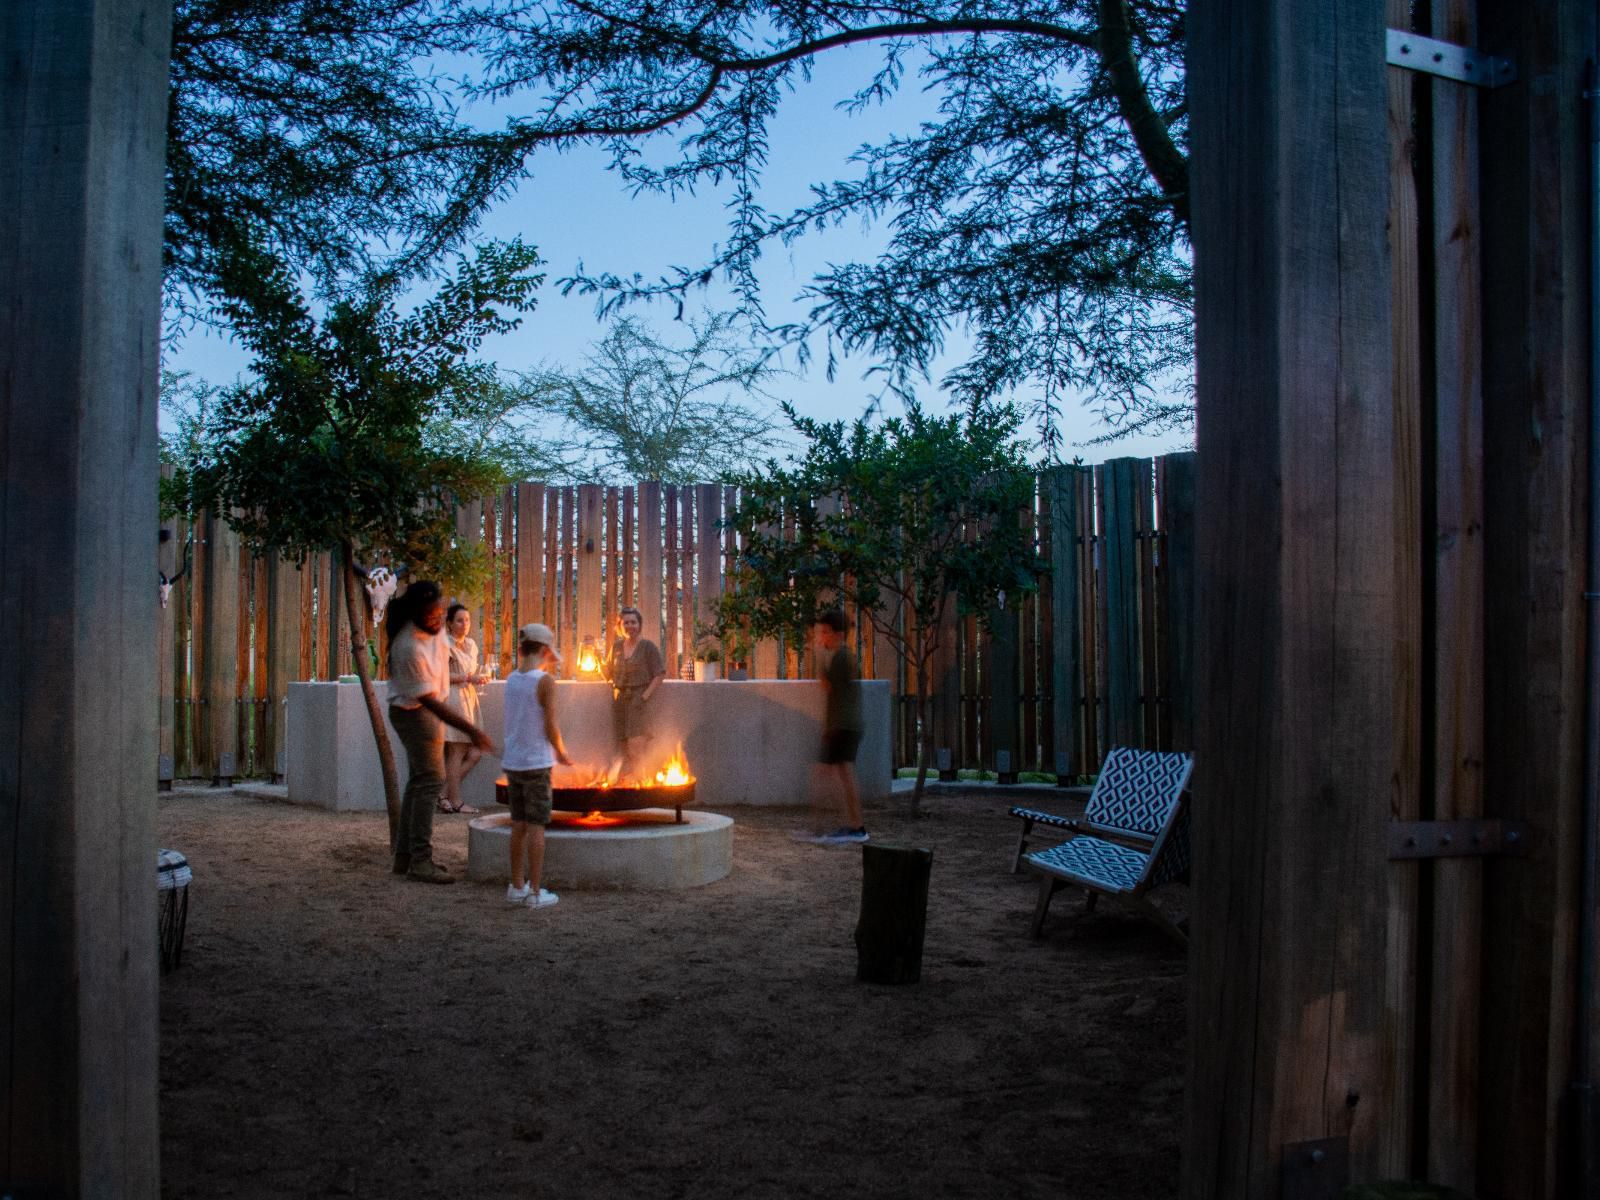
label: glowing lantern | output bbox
[577,635,600,675]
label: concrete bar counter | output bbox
[286,679,892,812]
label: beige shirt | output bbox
[388,625,451,709]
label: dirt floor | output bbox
[157,784,1186,1200]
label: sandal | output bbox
[456,804,480,815]
[436,800,461,814]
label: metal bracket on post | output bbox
[214,751,236,788]
[1387,29,1516,88]
[935,747,956,783]
[158,754,174,793]
[1281,1136,1349,1200]
[1388,819,1530,859]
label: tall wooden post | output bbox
[1185,1,1397,1195]
[0,0,170,1193]
[1476,2,1592,1194]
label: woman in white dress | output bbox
[440,603,490,813]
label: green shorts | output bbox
[505,768,553,825]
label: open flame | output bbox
[573,810,624,827]
[655,747,692,787]
[578,645,600,674]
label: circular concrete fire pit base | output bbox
[466,810,734,890]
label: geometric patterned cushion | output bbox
[157,848,192,890]
[1007,807,1080,830]
[1026,835,1150,895]
[1083,747,1192,839]
[1147,807,1192,888]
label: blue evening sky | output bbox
[165,44,1190,464]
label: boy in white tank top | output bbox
[502,623,573,908]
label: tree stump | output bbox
[854,843,933,985]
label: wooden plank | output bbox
[558,486,575,676]
[1382,5,1423,1177]
[0,6,167,1181]
[1101,458,1142,750]
[663,484,680,676]
[604,485,620,635]
[1021,487,1039,769]
[326,546,346,680]
[543,487,560,630]
[516,483,544,660]
[297,551,314,683]
[781,503,799,679]
[1157,454,1198,754]
[724,484,740,669]
[186,512,210,773]
[961,514,979,765]
[203,511,240,781]
[265,552,301,780]
[1424,0,1486,1185]
[1185,2,1394,1193]
[157,466,177,783]
[238,547,254,769]
[252,553,270,773]
[1047,467,1082,778]
[1134,459,1158,746]
[1474,1,1590,1194]
[478,490,497,660]
[621,486,635,611]
[700,483,726,659]
[637,482,663,652]
[576,483,604,661]
[1091,467,1110,767]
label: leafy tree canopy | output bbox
[176,237,545,588]
[720,400,1045,805]
[165,1,1190,448]
[436,311,783,485]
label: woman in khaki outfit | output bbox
[603,606,665,779]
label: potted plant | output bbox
[693,642,722,682]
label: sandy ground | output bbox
[158,784,1186,1199]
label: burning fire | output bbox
[573,811,624,827]
[655,747,692,787]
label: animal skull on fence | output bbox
[159,534,192,610]
[363,566,400,624]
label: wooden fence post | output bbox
[1047,467,1083,779]
[1186,2,1396,1197]
[1,0,169,1189]
[203,511,241,784]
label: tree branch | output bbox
[1096,0,1188,226]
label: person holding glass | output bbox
[440,602,491,813]
[603,606,665,778]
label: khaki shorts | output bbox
[505,768,553,825]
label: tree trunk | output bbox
[911,675,932,816]
[341,546,402,846]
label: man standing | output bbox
[812,609,868,844]
[386,580,495,883]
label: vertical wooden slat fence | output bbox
[156,456,1198,780]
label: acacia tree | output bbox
[720,401,1044,812]
[179,237,543,840]
[164,2,1191,446]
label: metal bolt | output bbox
[1507,830,1521,845]
[1310,1149,1326,1165]
[1405,835,1417,847]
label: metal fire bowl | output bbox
[494,777,697,814]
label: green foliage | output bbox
[175,237,544,591]
[163,1,1192,449]
[720,400,1045,677]
[425,312,782,485]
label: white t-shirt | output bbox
[388,625,451,709]
[502,668,555,770]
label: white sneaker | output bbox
[505,883,532,905]
[526,888,559,909]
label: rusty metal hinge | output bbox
[1388,819,1529,860]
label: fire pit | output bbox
[496,777,696,823]
[493,747,698,823]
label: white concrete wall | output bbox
[286,679,892,812]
